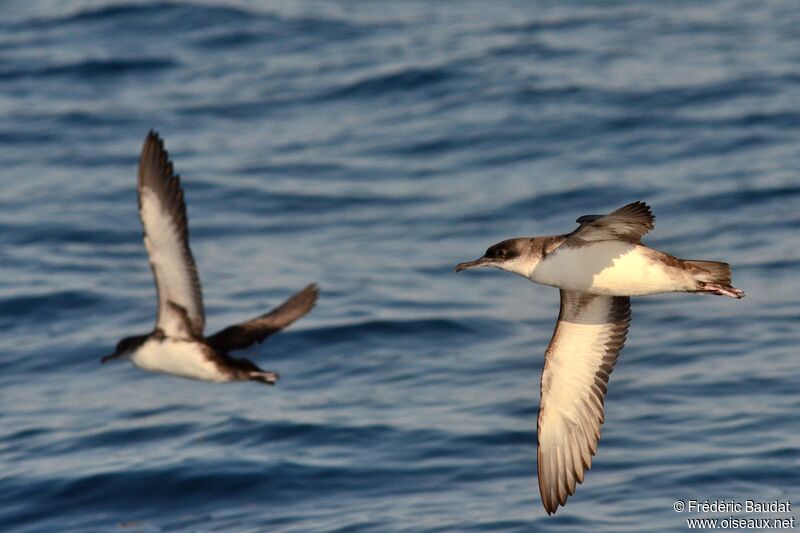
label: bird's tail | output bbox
[686,260,744,299]
[686,260,731,285]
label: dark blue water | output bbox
[1,1,798,531]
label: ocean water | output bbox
[1,1,798,531]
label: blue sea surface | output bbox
[1,1,798,531]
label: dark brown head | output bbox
[455,238,536,276]
[101,334,148,363]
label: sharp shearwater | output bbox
[102,131,318,384]
[455,201,743,514]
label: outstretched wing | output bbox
[568,201,655,243]
[206,284,318,353]
[537,290,630,514]
[138,130,204,338]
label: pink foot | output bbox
[699,283,745,299]
[249,371,279,385]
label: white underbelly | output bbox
[532,242,692,296]
[131,339,230,382]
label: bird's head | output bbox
[101,334,148,363]
[455,238,537,277]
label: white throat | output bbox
[494,254,540,278]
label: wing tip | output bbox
[618,200,655,225]
[137,131,186,220]
[139,129,174,183]
[256,281,320,331]
[142,129,165,157]
[294,283,320,312]
[573,201,655,234]
[303,282,320,297]
[538,452,584,515]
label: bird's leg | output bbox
[249,371,279,385]
[696,282,745,299]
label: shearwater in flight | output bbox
[455,201,743,514]
[102,131,318,384]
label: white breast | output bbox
[532,241,693,296]
[131,338,230,382]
